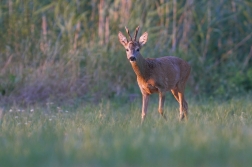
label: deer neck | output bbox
[131,54,150,79]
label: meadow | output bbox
[1,95,252,167]
[1,1,252,166]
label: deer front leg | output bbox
[158,91,167,120]
[141,94,149,123]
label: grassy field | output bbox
[1,96,252,167]
[1,1,252,166]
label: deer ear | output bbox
[139,32,148,46]
[118,32,128,47]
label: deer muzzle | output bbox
[129,56,136,62]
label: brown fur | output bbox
[118,27,191,122]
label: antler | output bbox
[125,27,132,41]
[134,26,140,41]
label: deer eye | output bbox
[136,48,139,52]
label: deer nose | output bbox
[129,56,136,61]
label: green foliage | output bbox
[0,0,252,104]
[1,97,252,166]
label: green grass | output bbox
[1,97,252,167]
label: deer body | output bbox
[118,27,191,122]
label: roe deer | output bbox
[118,26,191,123]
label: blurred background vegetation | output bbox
[0,0,252,105]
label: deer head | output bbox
[118,26,148,62]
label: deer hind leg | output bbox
[178,92,188,120]
[177,82,188,120]
[171,88,179,103]
[172,85,188,120]
[171,88,183,120]
[158,91,167,120]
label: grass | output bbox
[1,0,252,102]
[0,96,252,167]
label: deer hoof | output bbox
[179,113,185,121]
[162,114,167,121]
